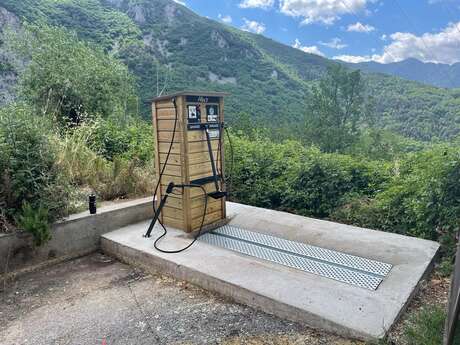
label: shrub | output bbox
[227,132,389,218]
[54,122,155,202]
[332,145,460,262]
[227,134,304,209]
[282,150,388,217]
[0,103,69,226]
[86,117,154,163]
[11,24,135,124]
[16,202,51,247]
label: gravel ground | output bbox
[0,253,361,345]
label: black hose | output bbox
[224,127,234,197]
[154,184,208,253]
[149,97,178,240]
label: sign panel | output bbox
[206,105,219,122]
[185,95,220,103]
[187,104,201,123]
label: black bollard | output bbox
[89,194,97,214]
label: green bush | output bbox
[16,202,51,247]
[0,103,69,226]
[282,151,388,217]
[54,122,155,202]
[333,145,460,262]
[227,132,389,218]
[227,134,303,209]
[87,117,154,163]
[11,24,135,125]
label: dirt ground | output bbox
[0,253,448,345]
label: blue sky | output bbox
[176,0,460,64]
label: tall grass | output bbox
[53,123,154,203]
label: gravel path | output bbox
[0,253,360,345]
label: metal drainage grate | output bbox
[199,225,392,290]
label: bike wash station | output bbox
[101,91,439,341]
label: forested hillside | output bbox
[1,0,460,141]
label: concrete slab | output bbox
[101,202,440,341]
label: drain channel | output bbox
[199,225,392,290]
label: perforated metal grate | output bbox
[199,225,392,290]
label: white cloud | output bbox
[293,38,325,56]
[319,37,347,49]
[241,18,266,34]
[173,0,186,6]
[333,54,372,63]
[380,34,387,41]
[335,21,460,65]
[218,14,232,24]
[347,22,375,33]
[280,0,369,25]
[239,0,274,9]
[376,21,460,64]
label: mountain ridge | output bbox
[345,58,460,89]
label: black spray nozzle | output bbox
[166,182,175,194]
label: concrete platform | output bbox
[101,202,440,341]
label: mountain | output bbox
[346,58,460,89]
[1,0,460,141]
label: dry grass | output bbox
[52,126,154,203]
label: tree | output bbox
[304,65,372,152]
[11,24,136,125]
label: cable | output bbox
[146,97,178,240]
[127,278,162,343]
[152,97,178,205]
[224,127,234,197]
[154,184,208,253]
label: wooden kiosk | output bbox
[151,91,229,233]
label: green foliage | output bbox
[365,73,460,141]
[54,122,154,201]
[87,117,154,163]
[0,103,69,224]
[228,132,388,218]
[333,145,460,259]
[0,0,141,50]
[350,128,426,160]
[283,151,387,217]
[16,202,51,247]
[1,0,460,274]
[404,306,447,345]
[304,65,372,152]
[13,24,135,124]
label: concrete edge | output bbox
[0,197,154,274]
[386,245,441,335]
[101,236,373,341]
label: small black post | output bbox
[89,194,97,214]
